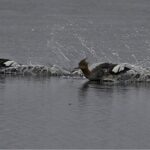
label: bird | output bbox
[77,58,131,81]
[0,58,20,69]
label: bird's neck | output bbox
[81,68,91,78]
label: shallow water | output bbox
[0,76,150,148]
[1,0,150,149]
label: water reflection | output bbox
[77,80,150,148]
[1,76,150,148]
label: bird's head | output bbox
[78,58,88,70]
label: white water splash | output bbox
[55,42,70,62]
[75,34,98,59]
[1,61,150,82]
[0,64,70,76]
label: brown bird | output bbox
[78,58,130,81]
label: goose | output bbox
[78,58,130,81]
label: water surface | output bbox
[1,0,150,148]
[0,76,150,148]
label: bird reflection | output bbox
[79,80,106,98]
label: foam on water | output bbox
[1,62,150,82]
[0,64,70,76]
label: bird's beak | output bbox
[74,67,80,70]
[71,67,80,73]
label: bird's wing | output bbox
[112,63,131,74]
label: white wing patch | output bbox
[4,61,19,67]
[112,64,125,73]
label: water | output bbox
[1,0,150,148]
[1,77,150,149]
[0,0,150,68]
